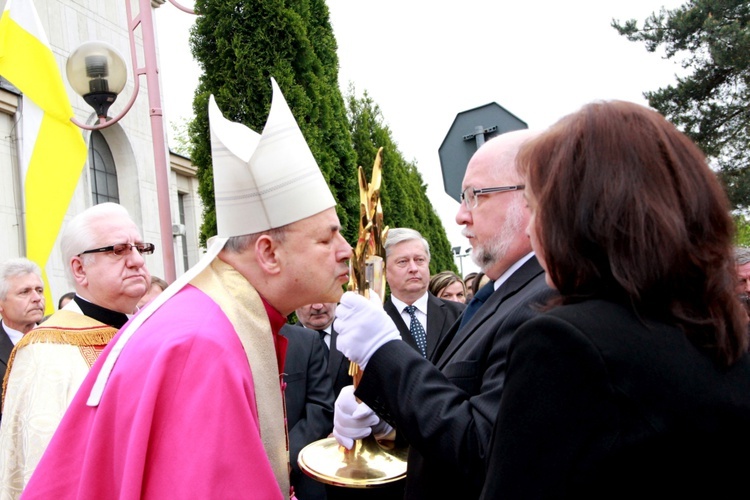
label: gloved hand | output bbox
[332,385,381,449]
[366,289,382,306]
[372,416,395,441]
[334,292,401,369]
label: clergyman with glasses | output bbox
[0,202,152,498]
[331,130,555,499]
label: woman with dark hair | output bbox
[429,270,467,304]
[480,101,750,499]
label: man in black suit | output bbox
[382,228,465,360]
[0,258,45,408]
[296,302,351,400]
[333,130,554,498]
[294,303,398,500]
[281,322,335,500]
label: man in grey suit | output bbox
[0,258,45,407]
[382,228,465,360]
[332,130,554,499]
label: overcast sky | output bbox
[155,0,687,275]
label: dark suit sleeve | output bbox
[355,285,548,483]
[0,326,14,420]
[286,331,335,470]
[427,296,465,359]
[480,314,615,499]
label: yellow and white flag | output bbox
[0,0,87,314]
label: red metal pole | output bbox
[135,0,176,283]
[70,1,187,283]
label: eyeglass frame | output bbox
[460,185,525,209]
[78,242,156,257]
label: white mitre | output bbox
[87,78,337,406]
[208,77,336,236]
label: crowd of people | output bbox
[1,82,750,500]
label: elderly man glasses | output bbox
[0,203,152,498]
[78,242,155,257]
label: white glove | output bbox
[334,291,401,369]
[332,385,381,449]
[367,289,382,306]
[372,417,394,441]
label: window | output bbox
[178,192,189,271]
[89,130,119,204]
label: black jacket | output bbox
[480,298,750,499]
[356,258,553,498]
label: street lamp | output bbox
[452,246,472,276]
[66,42,127,121]
[65,0,196,284]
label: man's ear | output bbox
[70,256,88,286]
[254,234,282,276]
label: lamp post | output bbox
[65,0,195,284]
[452,246,472,276]
[66,43,128,122]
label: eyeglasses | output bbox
[460,185,525,210]
[79,242,155,257]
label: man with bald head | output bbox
[295,302,353,398]
[331,130,554,498]
[0,202,152,498]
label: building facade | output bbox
[0,0,203,306]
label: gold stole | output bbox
[2,310,117,408]
[190,258,290,496]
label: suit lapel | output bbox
[425,293,448,359]
[435,258,544,368]
[0,323,15,365]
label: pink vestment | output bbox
[21,285,284,499]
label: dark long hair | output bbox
[518,100,748,366]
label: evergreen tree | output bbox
[613,0,750,209]
[735,215,750,246]
[187,0,458,277]
[169,118,191,156]
[346,88,459,275]
[188,0,358,245]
